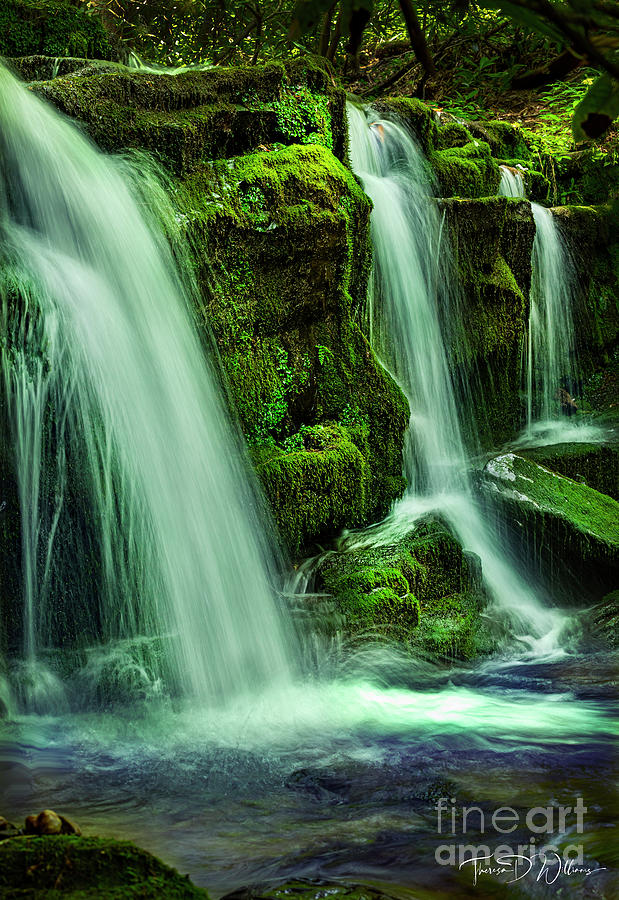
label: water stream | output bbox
[0,62,294,711]
[498,166,605,446]
[346,105,564,651]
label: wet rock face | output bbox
[482,452,619,599]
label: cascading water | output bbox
[498,165,591,443]
[0,63,294,712]
[347,104,564,651]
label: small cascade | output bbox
[0,63,294,712]
[498,165,526,198]
[528,203,579,429]
[346,105,565,651]
[498,165,586,442]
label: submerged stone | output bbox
[224,881,397,900]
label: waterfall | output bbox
[498,165,526,199]
[347,105,565,651]
[0,63,294,712]
[498,166,580,439]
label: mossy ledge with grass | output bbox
[0,835,208,899]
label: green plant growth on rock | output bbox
[430,141,501,199]
[315,517,491,660]
[0,0,114,60]
[27,59,347,173]
[440,197,535,449]
[554,204,619,376]
[178,142,408,553]
[521,442,619,501]
[482,452,619,598]
[0,835,208,898]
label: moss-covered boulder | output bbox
[588,590,619,649]
[520,442,619,501]
[312,517,490,660]
[27,57,347,173]
[430,140,501,198]
[467,120,531,161]
[482,453,619,598]
[441,197,535,448]
[0,0,114,61]
[181,142,408,553]
[0,835,207,898]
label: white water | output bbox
[498,166,602,446]
[0,63,294,711]
[347,105,565,651]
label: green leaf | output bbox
[572,74,619,141]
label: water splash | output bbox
[0,63,294,710]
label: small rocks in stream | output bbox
[24,809,81,836]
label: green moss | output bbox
[253,424,370,555]
[554,204,618,376]
[430,141,501,198]
[441,197,535,448]
[483,453,619,596]
[0,835,207,898]
[315,517,490,659]
[435,122,474,151]
[497,160,551,203]
[0,0,113,60]
[30,61,347,172]
[521,442,619,501]
[467,120,531,161]
[178,144,408,552]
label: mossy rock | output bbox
[520,442,619,501]
[28,58,347,173]
[252,424,371,555]
[435,122,474,151]
[0,0,114,61]
[440,197,535,448]
[5,55,120,82]
[430,141,501,198]
[497,159,550,204]
[482,453,619,598]
[180,144,409,552]
[467,120,532,161]
[588,590,619,649]
[0,835,208,898]
[313,517,489,660]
